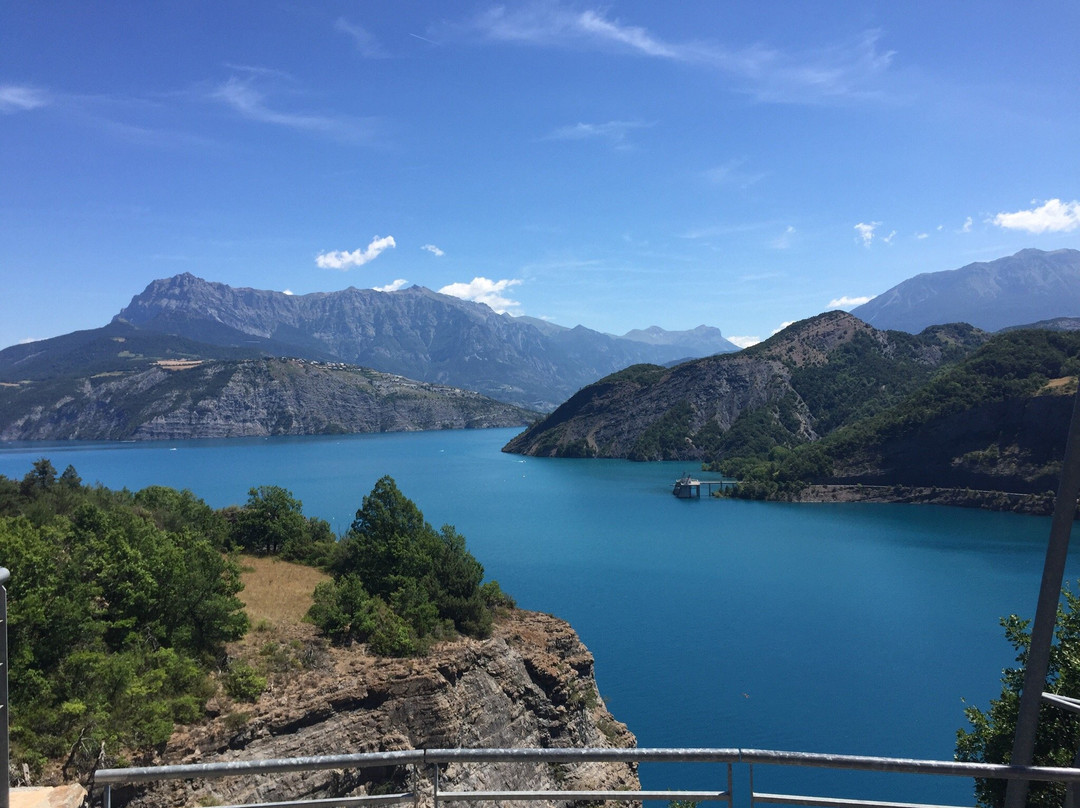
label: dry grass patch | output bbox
[238,555,330,629]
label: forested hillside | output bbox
[726,329,1080,499]
[503,311,986,461]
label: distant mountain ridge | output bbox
[851,248,1080,333]
[112,274,739,410]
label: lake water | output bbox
[1,428,1075,804]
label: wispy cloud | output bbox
[704,158,768,188]
[421,244,445,256]
[993,199,1080,234]
[959,216,973,233]
[335,18,388,58]
[210,72,375,141]
[374,279,409,292]
[772,225,796,249]
[543,119,650,149]
[316,236,397,269]
[828,295,873,309]
[0,84,50,113]
[468,6,894,103]
[854,221,881,247]
[439,277,522,313]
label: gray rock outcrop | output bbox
[117,611,638,808]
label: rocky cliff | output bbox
[118,610,638,808]
[0,357,535,441]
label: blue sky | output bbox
[2,1,1079,350]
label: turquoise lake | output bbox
[1,427,1076,804]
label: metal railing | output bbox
[92,745,1080,808]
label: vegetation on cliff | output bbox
[308,475,512,655]
[0,461,512,779]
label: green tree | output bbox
[232,485,306,555]
[309,476,503,655]
[957,586,1080,808]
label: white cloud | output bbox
[374,279,409,292]
[544,120,649,149]
[882,229,896,245]
[828,295,873,309]
[727,335,760,349]
[772,321,795,335]
[916,232,929,240]
[421,244,445,257]
[469,8,893,103]
[316,235,397,269]
[959,216,973,233]
[283,289,294,296]
[993,199,1080,234]
[0,84,50,113]
[334,18,388,58]
[438,277,522,313]
[854,221,881,247]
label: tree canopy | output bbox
[308,475,511,655]
[0,461,249,776]
[957,585,1080,808]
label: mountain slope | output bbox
[112,274,738,410]
[502,312,986,461]
[819,329,1080,492]
[0,357,535,441]
[851,248,1080,333]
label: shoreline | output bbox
[759,483,1069,517]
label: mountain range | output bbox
[109,273,738,411]
[851,247,1080,333]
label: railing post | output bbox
[0,567,9,808]
[1006,386,1080,808]
[431,761,439,808]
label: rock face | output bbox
[851,247,1080,333]
[118,611,638,808]
[0,358,536,441]
[112,274,738,411]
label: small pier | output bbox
[672,475,737,498]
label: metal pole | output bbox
[1005,387,1080,808]
[0,567,9,808]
